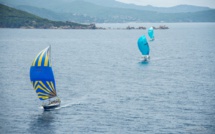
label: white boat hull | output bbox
[42,101,61,110]
[140,55,150,62]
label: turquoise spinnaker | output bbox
[137,35,150,56]
[148,27,154,41]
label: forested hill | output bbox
[0,4,95,29]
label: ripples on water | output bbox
[0,23,215,133]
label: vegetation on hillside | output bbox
[0,4,96,29]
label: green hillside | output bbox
[0,4,95,29]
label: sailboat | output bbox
[30,46,61,110]
[148,27,154,41]
[137,35,150,62]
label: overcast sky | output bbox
[116,0,215,8]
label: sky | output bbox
[116,0,215,8]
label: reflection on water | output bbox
[138,61,150,65]
[28,111,56,134]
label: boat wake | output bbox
[39,95,89,110]
[58,103,73,109]
[55,97,87,110]
[152,56,183,61]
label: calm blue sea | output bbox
[0,23,215,134]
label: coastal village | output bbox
[19,23,169,30]
[124,25,168,30]
[96,25,169,30]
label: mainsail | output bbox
[30,46,58,101]
[137,35,150,56]
[148,27,154,41]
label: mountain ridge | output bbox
[0,0,212,13]
[0,4,96,29]
[0,0,215,23]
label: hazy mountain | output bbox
[0,0,214,23]
[132,4,212,13]
[0,0,61,9]
[15,5,64,21]
[0,0,212,13]
[83,0,212,13]
[15,5,99,23]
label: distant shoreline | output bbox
[0,25,169,30]
[2,23,215,30]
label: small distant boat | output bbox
[137,35,150,62]
[158,25,169,29]
[148,27,154,41]
[30,46,61,110]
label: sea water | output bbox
[0,23,215,134]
